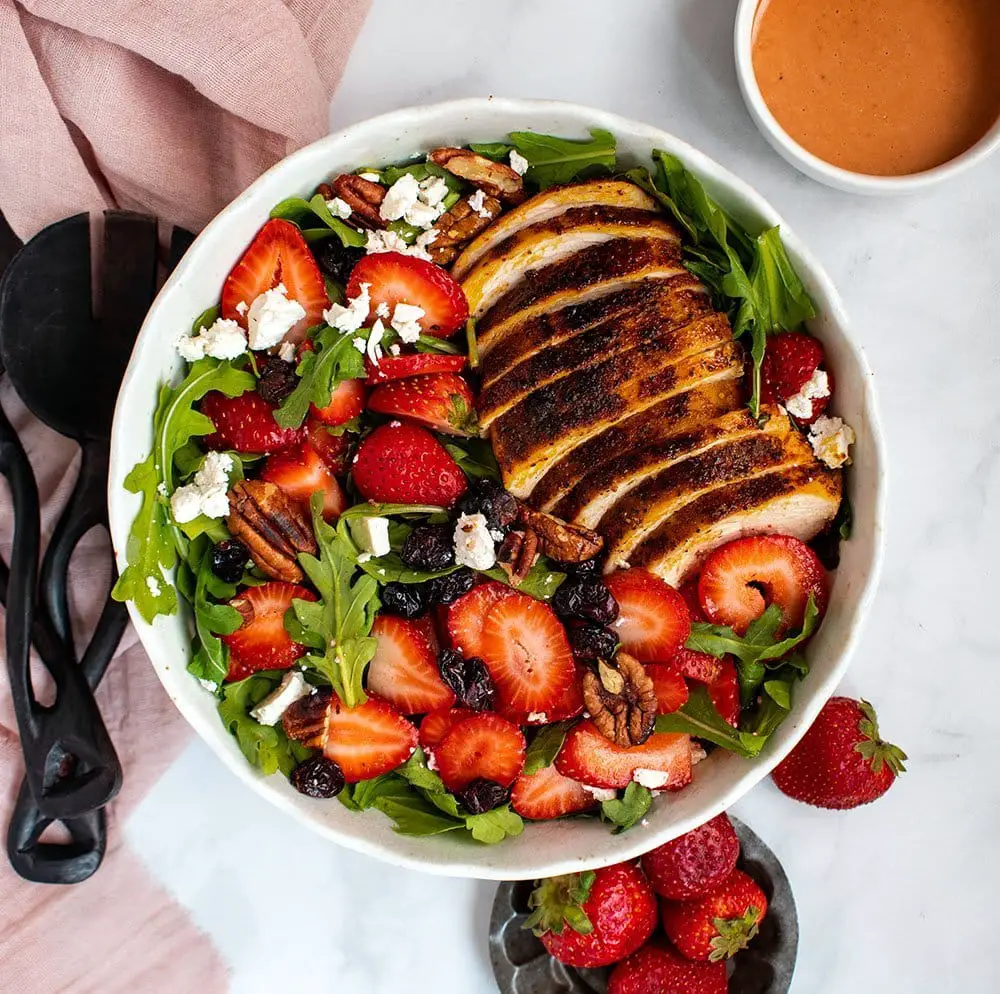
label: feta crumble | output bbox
[349,516,392,558]
[364,228,433,262]
[690,743,708,766]
[278,342,296,363]
[404,200,443,229]
[247,283,306,350]
[808,415,856,469]
[326,197,353,220]
[375,301,391,320]
[784,368,830,421]
[581,784,618,802]
[389,343,401,356]
[527,712,548,723]
[367,319,386,365]
[352,336,367,353]
[378,173,449,230]
[390,302,425,344]
[357,552,372,564]
[199,678,218,692]
[467,189,491,219]
[509,149,529,176]
[145,576,161,597]
[175,317,247,362]
[380,173,421,222]
[359,171,382,182]
[419,175,449,207]
[633,767,671,789]
[324,282,371,332]
[169,451,234,524]
[235,300,248,316]
[250,670,313,726]
[453,513,497,570]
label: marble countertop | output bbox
[125,2,1000,991]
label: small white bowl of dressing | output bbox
[735,0,1000,194]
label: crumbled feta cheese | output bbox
[784,368,830,421]
[326,197,353,220]
[389,343,401,356]
[367,319,386,365]
[640,818,650,828]
[350,516,392,558]
[146,576,161,597]
[375,301,390,319]
[365,226,437,261]
[527,712,548,723]
[405,200,444,229]
[509,149,529,176]
[324,282,371,333]
[199,678,218,692]
[419,175,449,207]
[247,283,306,350]
[250,670,313,726]
[169,451,234,524]
[453,513,497,570]
[359,171,381,182]
[690,743,708,766]
[379,173,449,229]
[357,552,372,564]
[467,189,491,219]
[390,302,425,344]
[581,784,618,802]
[235,300,248,316]
[426,751,439,771]
[278,342,296,363]
[380,173,421,222]
[809,415,856,469]
[175,317,247,362]
[157,482,168,497]
[352,336,367,353]
[633,768,671,789]
[489,529,505,543]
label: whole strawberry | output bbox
[641,813,740,900]
[772,696,906,808]
[526,862,657,968]
[660,868,767,961]
[608,939,728,994]
[760,331,832,424]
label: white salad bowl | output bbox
[109,98,886,880]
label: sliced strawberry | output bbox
[479,592,576,715]
[511,762,598,820]
[646,662,689,714]
[555,721,693,790]
[672,647,724,685]
[419,707,475,756]
[698,534,828,635]
[679,582,707,622]
[708,658,740,727]
[221,218,329,339]
[260,442,346,520]
[310,377,367,427]
[201,390,303,454]
[366,615,456,715]
[446,581,516,659]
[322,693,418,783]
[760,331,831,424]
[502,663,587,726]
[347,252,469,338]
[351,421,468,507]
[304,417,352,475]
[366,353,466,384]
[222,582,316,681]
[368,373,477,436]
[436,712,527,792]
[411,612,441,654]
[604,569,691,663]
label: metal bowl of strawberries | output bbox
[108,98,886,878]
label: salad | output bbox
[114,129,854,845]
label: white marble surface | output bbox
[125,1,1000,991]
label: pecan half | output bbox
[495,528,539,586]
[282,689,332,748]
[429,194,503,265]
[583,653,658,747]
[226,480,318,583]
[516,504,603,563]
[330,174,387,229]
[427,148,525,204]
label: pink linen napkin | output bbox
[0,2,369,990]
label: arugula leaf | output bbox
[763,679,791,710]
[835,496,853,540]
[218,673,312,776]
[600,783,653,834]
[507,129,617,188]
[465,806,524,844]
[656,686,768,758]
[192,306,220,333]
[467,141,513,161]
[381,161,464,193]
[375,793,467,837]
[184,534,243,686]
[396,750,464,818]
[443,435,501,482]
[414,334,462,355]
[339,502,447,521]
[269,195,366,248]
[482,559,566,601]
[523,721,572,775]
[293,495,380,707]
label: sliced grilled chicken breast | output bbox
[600,416,816,569]
[477,238,685,354]
[492,336,744,498]
[461,207,678,318]
[478,309,730,430]
[529,381,745,513]
[452,180,658,279]
[627,465,842,585]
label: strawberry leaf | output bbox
[525,872,596,936]
[854,699,907,776]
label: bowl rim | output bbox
[733,0,1000,194]
[109,97,887,878]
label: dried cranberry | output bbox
[312,240,365,286]
[439,649,497,710]
[456,480,518,535]
[457,778,510,814]
[256,354,299,404]
[422,567,476,606]
[290,756,345,798]
[381,582,426,618]
[210,539,250,584]
[569,624,620,661]
[551,577,620,625]
[553,556,600,577]
[401,524,455,571]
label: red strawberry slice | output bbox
[419,707,475,756]
[310,377,367,426]
[446,581,516,659]
[479,592,576,714]
[646,662,689,714]
[366,615,456,715]
[221,218,329,339]
[347,252,469,338]
[679,582,707,622]
[366,353,466,384]
[697,534,828,635]
[604,569,691,663]
[555,721,693,790]
[672,647,724,685]
[502,663,587,726]
[436,712,527,792]
[304,417,352,474]
[368,372,477,436]
[351,421,468,507]
[511,763,598,820]
[222,582,316,681]
[322,693,418,783]
[260,442,346,520]
[760,331,832,424]
[707,658,740,727]
[201,390,303,454]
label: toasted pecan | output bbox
[429,194,503,265]
[495,528,540,586]
[427,148,525,204]
[583,653,657,747]
[516,504,603,563]
[330,174,387,229]
[282,689,332,748]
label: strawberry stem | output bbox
[854,699,907,776]
[708,906,762,961]
[523,871,595,937]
